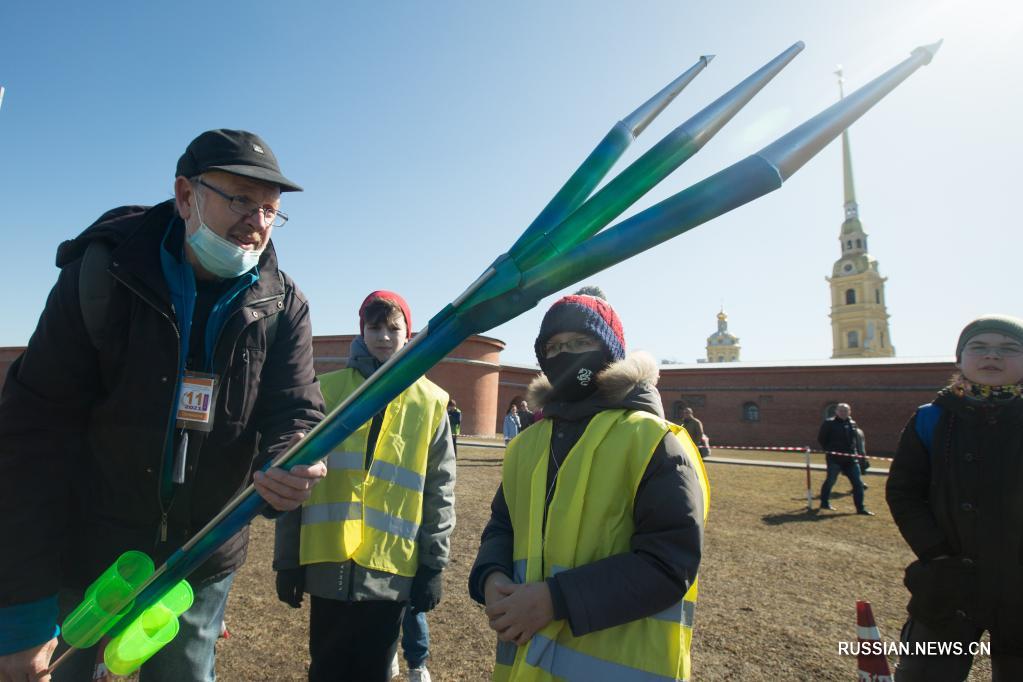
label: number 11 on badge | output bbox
[176,371,218,430]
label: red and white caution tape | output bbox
[712,444,892,462]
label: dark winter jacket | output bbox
[469,352,705,637]
[886,388,1023,639]
[818,415,860,465]
[681,416,704,446]
[0,201,324,612]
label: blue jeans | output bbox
[53,572,234,682]
[401,608,430,668]
[820,457,865,511]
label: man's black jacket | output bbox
[817,416,859,456]
[0,201,325,606]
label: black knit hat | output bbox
[176,129,303,192]
[534,294,626,367]
[956,314,1023,361]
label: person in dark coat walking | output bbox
[887,315,1023,681]
[680,407,705,448]
[448,399,462,455]
[818,402,873,515]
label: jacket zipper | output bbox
[110,270,180,545]
[110,273,282,546]
[207,292,283,373]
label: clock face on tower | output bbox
[843,262,854,273]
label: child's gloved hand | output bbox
[410,567,443,613]
[276,567,305,608]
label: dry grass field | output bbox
[215,445,993,681]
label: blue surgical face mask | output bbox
[186,191,263,278]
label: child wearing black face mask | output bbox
[468,293,710,681]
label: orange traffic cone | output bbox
[856,600,892,681]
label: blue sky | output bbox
[2,1,1020,365]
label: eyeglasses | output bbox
[963,343,1023,358]
[544,336,599,356]
[196,179,289,228]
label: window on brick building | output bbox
[675,396,706,419]
[742,402,760,422]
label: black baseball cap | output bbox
[176,129,303,192]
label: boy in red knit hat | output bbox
[274,291,455,682]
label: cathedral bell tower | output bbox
[827,68,894,358]
[705,308,740,362]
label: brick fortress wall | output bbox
[0,342,954,451]
[658,360,955,455]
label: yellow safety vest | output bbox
[495,410,710,682]
[299,368,448,577]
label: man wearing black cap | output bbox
[0,130,326,681]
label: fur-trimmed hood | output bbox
[526,351,664,420]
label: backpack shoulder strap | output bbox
[914,403,942,455]
[79,241,115,350]
[263,271,286,350]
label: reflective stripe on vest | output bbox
[493,410,710,682]
[299,367,447,577]
[525,634,683,682]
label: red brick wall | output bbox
[0,334,507,437]
[0,339,953,450]
[311,334,505,437]
[489,360,953,454]
[497,364,542,432]
[658,361,954,455]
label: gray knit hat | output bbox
[956,314,1023,361]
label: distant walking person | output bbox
[679,408,703,456]
[818,403,873,515]
[888,315,1023,681]
[448,399,462,455]
[515,398,535,430]
[503,404,520,445]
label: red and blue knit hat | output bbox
[534,294,626,366]
[359,290,412,339]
